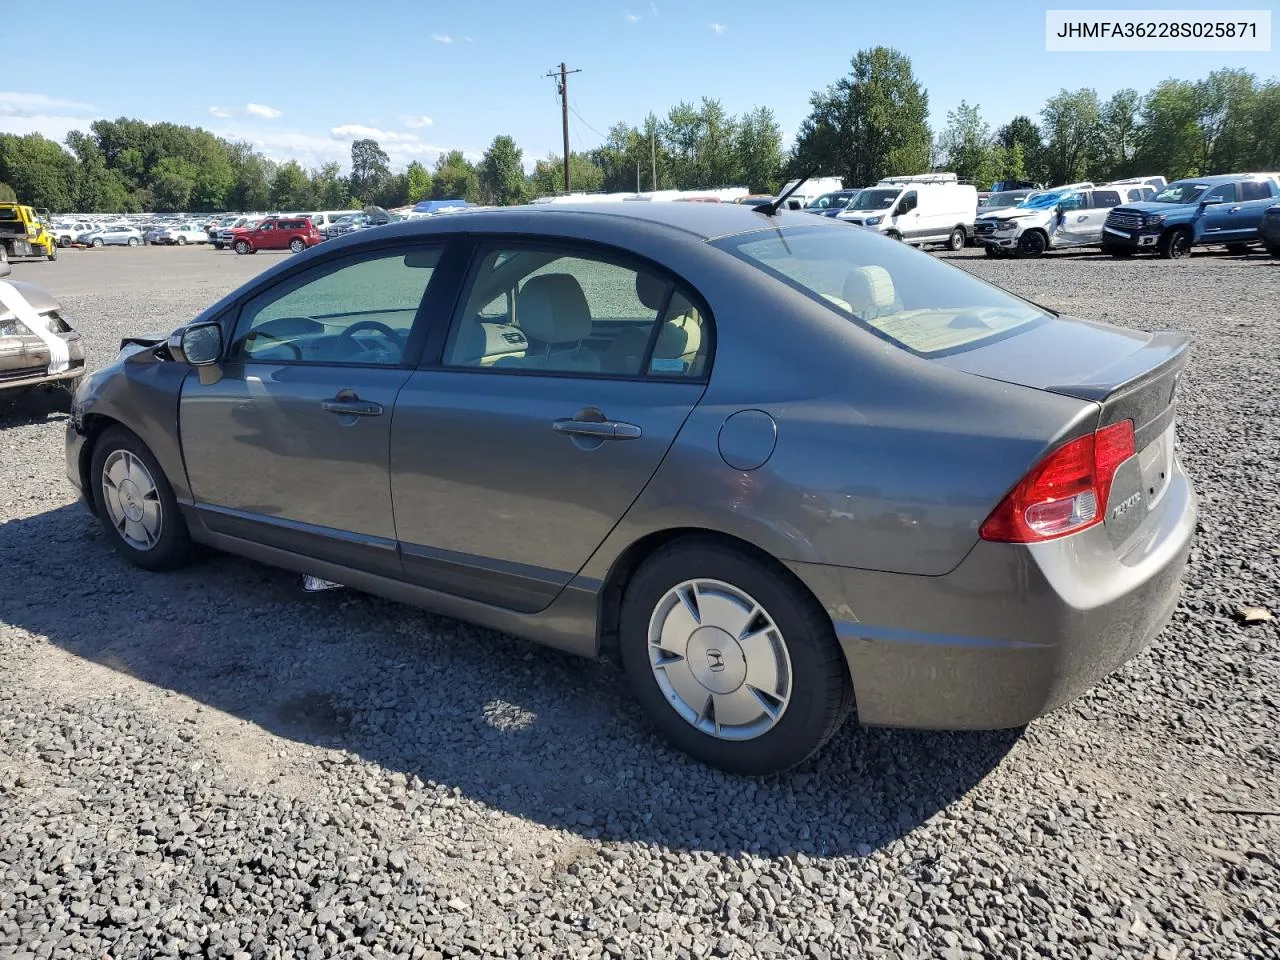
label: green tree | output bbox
[406,160,433,203]
[1249,81,1280,169]
[995,115,1046,182]
[432,150,479,200]
[1195,68,1258,174]
[592,118,667,193]
[310,162,348,209]
[228,143,272,211]
[734,106,783,193]
[374,172,409,209]
[349,138,390,203]
[270,161,313,210]
[1097,88,1141,180]
[150,156,197,211]
[1040,88,1102,184]
[0,133,77,209]
[1134,80,1202,178]
[790,47,932,187]
[528,152,606,196]
[938,101,1000,187]
[0,182,16,202]
[478,135,528,205]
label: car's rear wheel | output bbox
[58,236,72,248]
[946,226,966,252]
[127,237,139,247]
[1159,228,1192,260]
[177,236,186,245]
[1016,230,1047,258]
[90,426,192,571]
[234,240,251,255]
[289,238,306,253]
[92,238,104,248]
[619,539,852,775]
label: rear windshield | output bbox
[714,224,1049,357]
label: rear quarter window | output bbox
[1092,190,1121,207]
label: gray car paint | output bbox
[67,203,1196,729]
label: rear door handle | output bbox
[322,396,383,417]
[553,418,642,440]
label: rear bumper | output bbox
[788,459,1196,729]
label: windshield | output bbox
[1153,182,1208,204]
[1016,191,1069,210]
[987,191,1028,207]
[848,189,899,210]
[805,191,854,210]
[715,224,1049,357]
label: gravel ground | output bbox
[1,243,1278,960]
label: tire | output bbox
[58,236,72,248]
[213,242,224,250]
[885,231,903,242]
[1226,242,1252,256]
[92,238,104,248]
[127,237,139,247]
[47,245,57,261]
[90,426,193,571]
[1266,243,1280,258]
[946,226,966,252]
[619,538,852,776]
[1016,230,1047,258]
[177,236,186,246]
[983,246,1001,257]
[1158,228,1192,260]
[289,238,305,253]
[234,240,251,255]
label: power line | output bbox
[568,103,608,142]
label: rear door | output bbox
[1236,179,1279,237]
[389,240,711,612]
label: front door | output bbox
[1049,191,1095,247]
[180,243,444,577]
[1196,182,1240,241]
[389,241,711,612]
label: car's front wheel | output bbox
[289,238,306,253]
[90,426,193,571]
[92,238,104,248]
[177,236,186,245]
[234,240,251,255]
[127,237,139,247]
[1159,227,1192,259]
[619,539,852,775]
[1016,230,1048,258]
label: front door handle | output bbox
[322,391,383,417]
[553,418,642,440]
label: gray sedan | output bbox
[65,203,1196,774]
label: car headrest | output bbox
[519,274,592,344]
[634,272,669,311]
[652,321,689,359]
[841,266,896,317]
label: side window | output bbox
[1058,193,1086,211]
[899,191,917,213]
[443,246,709,378]
[232,246,441,365]
[1205,183,1237,204]
[1092,190,1121,208]
[258,221,276,232]
[1241,180,1272,201]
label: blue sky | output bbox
[3,0,1275,172]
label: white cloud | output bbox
[625,11,640,22]
[331,123,426,143]
[431,34,453,43]
[208,106,232,119]
[402,115,434,128]
[245,102,282,119]
[709,22,726,34]
[0,91,97,118]
[0,113,94,145]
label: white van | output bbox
[779,176,844,210]
[836,175,978,250]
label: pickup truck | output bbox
[1101,174,1280,259]
[0,204,58,262]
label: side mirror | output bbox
[168,321,223,366]
[1199,196,1223,206]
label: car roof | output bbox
[339,201,819,243]
[1171,173,1257,184]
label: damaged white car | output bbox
[972,183,1125,258]
[0,259,85,399]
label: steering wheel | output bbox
[242,330,302,360]
[338,320,406,347]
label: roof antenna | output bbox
[758,167,818,217]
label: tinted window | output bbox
[715,224,1049,357]
[899,191,918,212]
[1241,180,1273,201]
[1155,182,1209,204]
[232,247,441,365]
[1092,190,1121,208]
[1204,183,1237,204]
[443,246,707,378]
[850,189,899,210]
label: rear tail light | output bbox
[980,420,1135,543]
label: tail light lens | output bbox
[980,420,1135,543]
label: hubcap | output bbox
[647,579,792,741]
[101,450,162,551]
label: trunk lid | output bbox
[935,314,1189,545]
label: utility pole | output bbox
[651,129,658,191]
[544,63,581,193]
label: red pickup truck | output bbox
[229,217,322,255]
